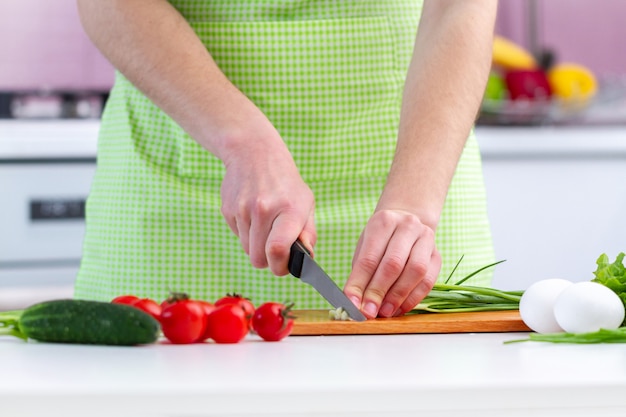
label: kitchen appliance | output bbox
[0,120,98,310]
[0,90,107,120]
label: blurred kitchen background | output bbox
[1,0,625,310]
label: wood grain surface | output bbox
[291,309,530,335]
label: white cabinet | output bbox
[477,126,626,291]
[0,121,98,309]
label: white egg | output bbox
[519,278,573,334]
[554,281,625,334]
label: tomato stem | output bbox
[164,291,190,304]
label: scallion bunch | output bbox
[409,256,522,314]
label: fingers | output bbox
[392,249,441,316]
[265,204,316,276]
[344,210,439,319]
[218,127,316,275]
[247,198,276,269]
[223,186,316,275]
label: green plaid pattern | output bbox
[74,0,495,308]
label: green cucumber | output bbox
[0,299,160,346]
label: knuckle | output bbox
[220,200,238,220]
[400,213,421,229]
[372,210,396,229]
[219,203,229,217]
[406,259,429,279]
[266,240,289,260]
[396,276,437,316]
[423,273,437,289]
[380,255,405,277]
[432,250,442,268]
[250,196,274,219]
[418,224,434,240]
[399,290,426,314]
[386,282,413,301]
[355,255,380,276]
[417,275,436,294]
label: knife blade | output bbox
[288,240,367,322]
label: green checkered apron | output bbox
[74,0,495,308]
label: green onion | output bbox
[505,327,626,344]
[408,257,522,314]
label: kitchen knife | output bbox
[288,240,367,322]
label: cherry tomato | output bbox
[215,294,255,328]
[160,299,172,310]
[111,295,140,305]
[160,291,190,310]
[251,302,295,342]
[160,300,207,344]
[132,298,162,321]
[196,300,217,342]
[205,304,249,344]
[112,295,162,320]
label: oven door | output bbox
[0,161,96,309]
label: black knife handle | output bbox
[288,240,310,278]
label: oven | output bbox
[0,120,98,309]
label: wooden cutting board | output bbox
[291,309,530,335]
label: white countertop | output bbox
[1,120,625,160]
[475,125,626,157]
[0,120,99,159]
[2,332,626,417]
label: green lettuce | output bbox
[592,252,626,324]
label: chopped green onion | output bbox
[329,307,351,321]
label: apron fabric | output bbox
[74,0,496,308]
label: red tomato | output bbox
[205,304,249,344]
[196,300,217,342]
[132,298,162,321]
[112,295,161,321]
[160,291,190,310]
[160,300,207,344]
[160,299,173,310]
[215,294,255,328]
[111,295,140,305]
[251,302,295,342]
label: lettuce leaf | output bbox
[592,253,626,320]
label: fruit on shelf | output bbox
[547,63,598,103]
[492,35,538,70]
[505,69,552,101]
[484,71,508,101]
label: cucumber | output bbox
[0,299,161,346]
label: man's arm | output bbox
[77,0,317,275]
[345,0,497,318]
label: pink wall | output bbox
[0,0,114,91]
[0,0,624,92]
[496,0,626,76]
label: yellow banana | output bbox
[492,35,537,70]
